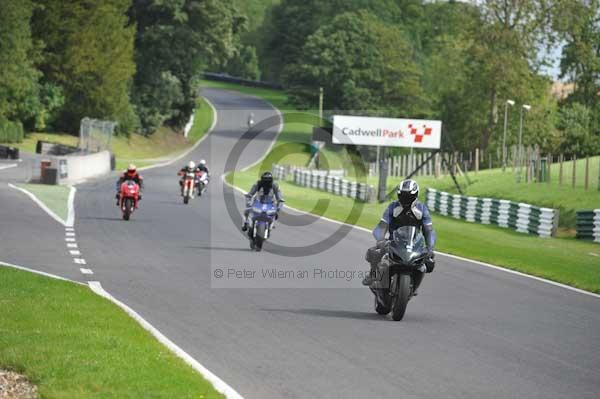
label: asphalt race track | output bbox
[1,88,599,399]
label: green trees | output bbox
[32,0,137,134]
[130,0,246,133]
[283,10,424,116]
[0,0,41,135]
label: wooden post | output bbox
[475,148,479,174]
[559,154,563,185]
[572,155,577,188]
[585,156,589,190]
[547,154,552,183]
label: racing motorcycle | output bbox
[196,170,209,197]
[180,170,197,204]
[248,196,277,251]
[370,226,429,321]
[119,179,140,221]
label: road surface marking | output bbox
[0,164,18,171]
[88,281,244,399]
[65,237,76,242]
[7,183,67,226]
[67,243,78,248]
[65,227,74,232]
[69,250,81,256]
[80,268,93,275]
[65,232,75,237]
[0,260,85,285]
[74,258,86,265]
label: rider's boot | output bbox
[362,264,378,286]
[412,271,424,296]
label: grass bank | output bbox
[215,80,600,293]
[15,183,70,222]
[1,97,214,172]
[0,266,223,398]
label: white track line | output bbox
[0,260,85,285]
[221,165,600,299]
[138,96,218,172]
[80,268,93,275]
[0,163,17,171]
[8,183,68,226]
[66,186,76,227]
[88,281,244,399]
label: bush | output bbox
[0,118,24,143]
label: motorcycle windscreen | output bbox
[390,226,426,265]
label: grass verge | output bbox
[218,81,600,293]
[16,183,70,222]
[0,266,223,399]
[1,97,214,172]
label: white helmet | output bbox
[397,179,419,208]
[199,159,206,165]
[187,161,196,169]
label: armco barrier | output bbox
[576,210,600,243]
[426,188,559,237]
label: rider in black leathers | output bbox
[242,171,284,233]
[363,179,436,294]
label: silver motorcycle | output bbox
[370,226,428,321]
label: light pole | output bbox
[502,99,515,171]
[517,104,531,182]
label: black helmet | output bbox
[397,179,419,208]
[260,171,273,186]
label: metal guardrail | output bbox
[576,210,600,243]
[203,72,283,90]
[426,188,559,237]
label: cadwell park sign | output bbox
[332,115,442,149]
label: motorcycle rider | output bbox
[178,161,198,195]
[242,171,284,232]
[362,179,436,294]
[116,164,143,205]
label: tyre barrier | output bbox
[292,169,375,202]
[0,145,19,159]
[576,210,600,243]
[425,188,559,237]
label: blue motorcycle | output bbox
[248,196,278,251]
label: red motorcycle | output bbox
[179,170,197,204]
[119,180,140,220]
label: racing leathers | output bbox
[242,181,284,233]
[363,200,436,290]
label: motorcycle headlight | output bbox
[252,207,263,213]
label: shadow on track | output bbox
[260,308,383,321]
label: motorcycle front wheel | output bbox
[123,198,133,221]
[254,223,266,251]
[391,274,411,321]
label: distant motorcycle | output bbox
[370,226,429,321]
[196,170,209,197]
[180,170,197,204]
[119,179,140,221]
[248,196,277,251]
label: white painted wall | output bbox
[51,150,111,185]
